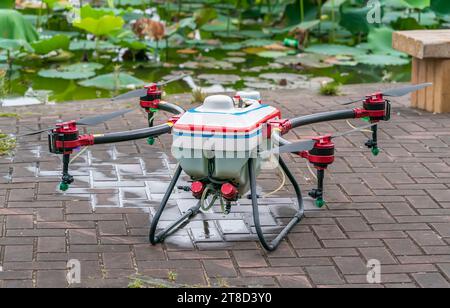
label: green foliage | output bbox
[73,15,125,37]
[431,0,450,15]
[0,0,14,9]
[367,27,402,56]
[0,134,16,156]
[404,0,430,10]
[194,7,218,27]
[80,4,115,19]
[0,38,33,52]
[319,82,341,96]
[339,4,372,35]
[31,35,70,55]
[0,10,39,42]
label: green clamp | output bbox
[315,198,325,208]
[59,182,70,192]
[371,147,380,156]
[147,137,155,145]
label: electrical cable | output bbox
[262,162,286,198]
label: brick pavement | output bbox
[1,84,450,288]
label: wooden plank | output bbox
[417,59,427,110]
[411,58,419,108]
[425,59,435,112]
[439,60,450,113]
[393,30,450,59]
[434,59,443,113]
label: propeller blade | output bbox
[341,98,364,106]
[331,123,376,139]
[338,83,433,106]
[157,74,189,87]
[112,88,147,101]
[264,139,316,156]
[0,127,55,140]
[112,74,190,101]
[76,109,133,126]
[382,82,433,97]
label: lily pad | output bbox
[73,15,125,37]
[38,63,103,80]
[227,57,246,64]
[31,35,70,55]
[257,51,288,58]
[276,53,333,69]
[69,40,116,51]
[368,27,407,57]
[305,44,365,56]
[260,73,307,83]
[197,74,241,85]
[355,54,410,66]
[79,73,145,90]
[242,39,278,48]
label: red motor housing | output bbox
[140,84,162,111]
[301,136,335,169]
[48,121,94,155]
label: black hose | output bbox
[93,101,184,145]
[159,101,185,114]
[289,109,356,129]
[93,124,172,145]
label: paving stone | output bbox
[6,215,33,229]
[306,266,345,285]
[38,237,66,253]
[333,257,368,275]
[233,250,267,268]
[277,275,312,288]
[412,273,450,288]
[68,229,98,245]
[103,252,134,269]
[4,245,34,262]
[203,259,238,278]
[385,239,423,256]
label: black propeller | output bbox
[112,74,190,101]
[341,83,433,106]
[75,109,132,126]
[266,123,377,155]
[1,109,133,140]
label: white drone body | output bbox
[172,92,280,194]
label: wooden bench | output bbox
[393,30,450,113]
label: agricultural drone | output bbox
[5,77,432,251]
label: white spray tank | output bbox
[171,92,280,195]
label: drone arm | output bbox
[288,109,356,130]
[92,101,183,145]
[92,123,173,145]
[158,101,185,115]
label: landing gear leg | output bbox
[149,165,201,244]
[248,157,304,251]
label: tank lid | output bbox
[199,95,234,112]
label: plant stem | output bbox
[165,37,169,61]
[317,0,322,38]
[95,37,100,59]
[330,0,335,43]
[300,0,304,22]
[37,2,43,29]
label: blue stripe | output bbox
[187,104,270,115]
[174,129,262,139]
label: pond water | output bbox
[9,46,411,102]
